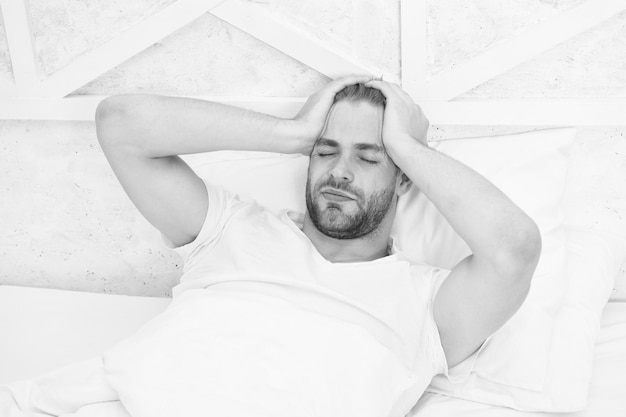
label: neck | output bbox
[301,211,393,263]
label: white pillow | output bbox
[184,151,309,215]
[426,226,626,411]
[612,269,626,301]
[181,128,579,410]
[402,129,574,403]
[543,227,625,409]
[395,129,574,268]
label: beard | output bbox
[305,177,396,240]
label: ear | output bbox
[395,172,413,196]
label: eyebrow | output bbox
[354,143,385,153]
[316,138,385,153]
[315,138,339,148]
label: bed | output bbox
[0,285,170,386]
[1,285,625,416]
[2,131,625,417]
[412,297,626,417]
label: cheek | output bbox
[307,158,332,181]
[360,165,396,187]
[306,166,324,191]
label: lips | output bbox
[321,188,355,202]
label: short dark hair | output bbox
[333,83,386,107]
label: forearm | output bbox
[95,94,305,158]
[390,136,541,263]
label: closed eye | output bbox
[359,157,380,164]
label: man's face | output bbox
[306,100,400,239]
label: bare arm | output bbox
[95,75,373,247]
[366,81,541,367]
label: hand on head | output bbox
[293,75,429,158]
[293,74,374,155]
[364,80,429,150]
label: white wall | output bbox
[1,0,624,296]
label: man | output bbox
[95,75,541,415]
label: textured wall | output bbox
[1,121,181,295]
[30,0,177,75]
[1,0,625,296]
[76,13,330,97]
[0,9,12,82]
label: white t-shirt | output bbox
[157,182,452,417]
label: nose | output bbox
[328,154,354,183]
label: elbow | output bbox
[95,95,126,128]
[514,220,542,264]
[95,95,146,149]
[495,220,542,282]
[95,95,127,146]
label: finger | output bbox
[334,74,375,84]
[390,82,414,99]
[376,80,409,97]
[327,74,375,93]
[372,80,417,105]
[363,80,397,99]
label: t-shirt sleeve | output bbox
[426,266,488,384]
[161,177,245,264]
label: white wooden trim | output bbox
[0,0,39,94]
[0,78,17,96]
[210,0,375,79]
[2,96,625,126]
[400,0,428,97]
[0,96,307,121]
[427,0,626,101]
[420,99,626,126]
[35,0,226,98]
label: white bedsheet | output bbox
[1,286,624,416]
[410,301,626,417]
[0,357,128,417]
[0,285,170,385]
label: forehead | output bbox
[320,100,384,148]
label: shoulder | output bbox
[166,179,282,258]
